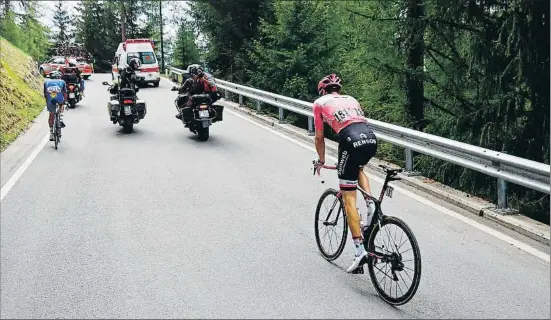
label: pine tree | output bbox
[172,20,200,69]
[52,0,73,47]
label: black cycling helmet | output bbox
[128,57,140,71]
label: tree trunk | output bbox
[404,0,426,131]
[120,1,126,42]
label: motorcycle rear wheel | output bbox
[122,122,134,133]
[197,127,209,141]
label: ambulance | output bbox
[111,39,161,87]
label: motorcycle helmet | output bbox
[68,58,78,68]
[50,71,62,79]
[128,57,141,71]
[196,66,205,78]
[189,66,199,77]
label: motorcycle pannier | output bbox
[213,104,224,122]
[108,100,120,119]
[182,107,194,121]
[136,99,147,119]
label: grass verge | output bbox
[0,37,45,151]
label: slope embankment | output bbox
[0,37,45,151]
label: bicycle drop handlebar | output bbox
[312,160,404,184]
[312,160,336,184]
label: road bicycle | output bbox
[313,161,421,305]
[51,103,64,150]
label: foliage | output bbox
[0,3,50,61]
[172,20,200,69]
[52,0,73,47]
[0,37,45,151]
[190,0,550,223]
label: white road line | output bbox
[1,134,49,202]
[223,106,550,263]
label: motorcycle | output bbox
[66,82,81,108]
[102,80,147,133]
[171,86,224,141]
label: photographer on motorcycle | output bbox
[109,58,140,96]
[175,65,220,120]
[61,58,85,97]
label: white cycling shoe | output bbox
[346,250,368,273]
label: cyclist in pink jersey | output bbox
[313,74,378,273]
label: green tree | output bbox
[0,1,50,61]
[52,0,73,46]
[172,20,200,69]
[248,0,335,101]
[189,0,274,81]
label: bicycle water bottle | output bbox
[366,199,376,217]
[358,208,365,229]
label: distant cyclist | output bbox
[312,74,378,273]
[44,71,67,141]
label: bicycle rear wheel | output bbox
[366,216,421,306]
[54,113,61,150]
[314,188,348,261]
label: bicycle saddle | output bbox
[379,164,403,176]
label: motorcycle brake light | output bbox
[199,104,208,109]
[123,99,134,104]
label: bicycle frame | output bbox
[313,162,403,259]
[314,163,400,208]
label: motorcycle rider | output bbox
[174,65,220,120]
[44,71,67,141]
[60,58,85,97]
[109,57,141,96]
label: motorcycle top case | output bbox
[136,99,147,119]
[119,88,136,99]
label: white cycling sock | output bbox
[353,238,365,256]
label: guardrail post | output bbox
[405,148,414,171]
[493,159,509,210]
[256,101,261,112]
[278,107,285,123]
[239,94,244,107]
[308,116,314,136]
[497,177,508,209]
[404,148,420,176]
[224,90,229,100]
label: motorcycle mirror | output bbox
[101,81,109,85]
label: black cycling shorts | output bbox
[337,122,377,191]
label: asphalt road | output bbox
[1,74,549,319]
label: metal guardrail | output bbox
[167,67,550,208]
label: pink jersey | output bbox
[313,94,367,134]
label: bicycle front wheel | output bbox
[314,188,348,261]
[366,216,421,306]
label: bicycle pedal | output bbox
[351,265,364,274]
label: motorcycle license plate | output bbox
[124,106,132,115]
[198,110,209,118]
[69,93,75,98]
